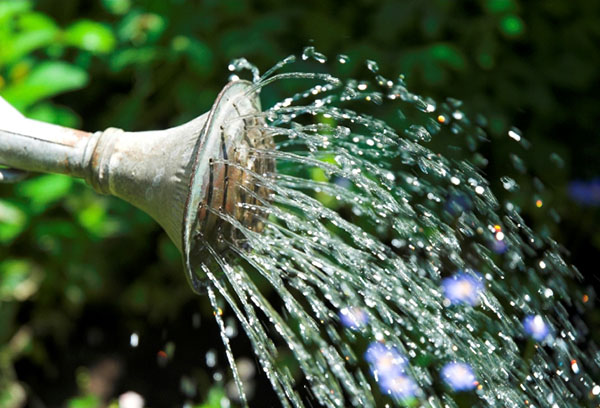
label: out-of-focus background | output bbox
[0,0,599,406]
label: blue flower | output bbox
[568,179,600,206]
[523,315,550,341]
[441,362,477,391]
[379,373,418,400]
[444,193,472,217]
[339,306,369,330]
[442,272,484,306]
[490,238,507,254]
[365,342,407,378]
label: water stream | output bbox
[191,49,597,407]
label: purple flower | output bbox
[523,315,550,341]
[441,362,477,391]
[444,194,472,216]
[339,307,369,330]
[490,238,507,254]
[442,272,484,306]
[365,342,407,378]
[568,179,600,206]
[379,373,418,400]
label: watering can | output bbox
[0,81,270,292]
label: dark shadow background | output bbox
[1,0,599,406]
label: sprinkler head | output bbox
[181,80,273,291]
[0,80,272,293]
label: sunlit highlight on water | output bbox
[182,48,599,407]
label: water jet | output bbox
[1,52,598,407]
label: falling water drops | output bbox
[186,50,597,407]
[366,59,379,73]
[337,54,350,64]
[302,46,327,63]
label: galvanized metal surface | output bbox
[181,81,264,291]
[0,118,95,178]
[0,96,27,181]
[0,81,266,293]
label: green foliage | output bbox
[67,395,101,408]
[16,174,74,213]
[195,387,225,408]
[0,200,27,243]
[0,0,598,405]
[1,61,89,111]
[64,20,116,53]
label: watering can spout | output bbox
[0,80,270,292]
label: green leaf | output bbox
[0,200,28,243]
[101,0,131,15]
[500,15,525,37]
[109,47,158,71]
[185,38,215,76]
[428,44,466,70]
[0,0,31,23]
[117,12,166,44]
[16,174,74,213]
[0,259,40,301]
[310,167,329,183]
[64,20,116,53]
[0,61,89,110]
[195,387,225,408]
[0,382,26,408]
[67,395,101,408]
[27,102,81,128]
[0,13,59,65]
[76,202,106,237]
[486,0,516,13]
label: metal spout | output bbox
[0,80,270,292]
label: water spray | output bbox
[1,53,597,407]
[0,80,271,293]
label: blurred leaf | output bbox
[64,20,116,53]
[0,0,31,23]
[0,61,89,110]
[117,11,166,44]
[101,0,131,15]
[309,167,328,183]
[0,259,40,301]
[0,200,28,243]
[185,39,215,73]
[19,11,58,32]
[0,13,58,65]
[0,381,26,408]
[27,102,80,128]
[486,0,517,14]
[196,386,225,408]
[17,174,74,213]
[76,201,117,238]
[109,46,159,71]
[500,15,525,37]
[67,395,101,408]
[6,60,32,83]
[172,37,214,76]
[428,44,466,70]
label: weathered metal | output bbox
[0,80,266,293]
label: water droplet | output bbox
[501,176,519,191]
[549,153,565,168]
[302,46,327,63]
[508,127,522,142]
[366,59,379,73]
[181,51,593,408]
[206,350,217,367]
